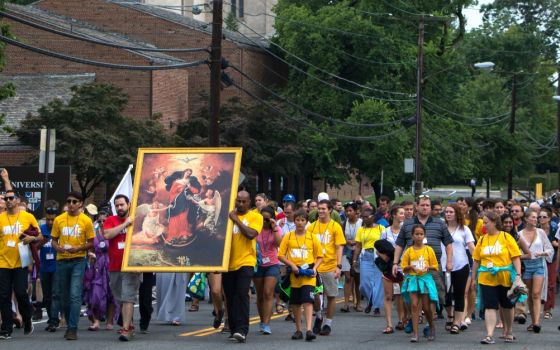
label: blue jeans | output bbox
[52,258,86,331]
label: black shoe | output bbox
[23,320,34,335]
[213,310,224,329]
[364,304,372,314]
[285,313,294,322]
[305,331,316,341]
[0,332,11,340]
[291,331,303,340]
[312,318,322,334]
[45,324,57,332]
[319,324,331,336]
[518,314,526,325]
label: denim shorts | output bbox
[522,259,545,280]
[254,264,280,278]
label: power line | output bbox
[229,80,406,141]
[232,17,415,99]
[228,65,412,128]
[0,11,209,53]
[0,35,208,70]
[424,98,510,121]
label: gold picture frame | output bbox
[121,147,242,272]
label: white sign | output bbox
[404,158,414,173]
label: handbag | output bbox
[187,273,207,300]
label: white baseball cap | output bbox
[317,192,329,201]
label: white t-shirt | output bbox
[281,220,296,237]
[381,225,400,248]
[443,225,474,272]
[344,219,362,241]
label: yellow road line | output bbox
[181,297,345,337]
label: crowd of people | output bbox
[1,167,560,345]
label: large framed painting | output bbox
[121,147,242,272]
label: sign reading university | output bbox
[0,166,71,217]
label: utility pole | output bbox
[414,17,425,197]
[209,0,223,147]
[507,73,517,200]
[557,67,560,189]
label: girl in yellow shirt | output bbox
[401,224,438,342]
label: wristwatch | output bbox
[337,264,342,269]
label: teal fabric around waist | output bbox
[476,264,527,309]
[401,273,439,307]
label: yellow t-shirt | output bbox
[466,218,485,241]
[355,225,384,250]
[51,212,94,260]
[473,232,521,287]
[401,245,438,276]
[278,231,323,288]
[0,211,40,269]
[228,211,264,271]
[307,219,346,273]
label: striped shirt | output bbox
[395,216,453,264]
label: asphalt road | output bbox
[8,291,560,349]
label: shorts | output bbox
[318,271,338,297]
[289,285,315,305]
[522,259,545,280]
[109,271,141,304]
[480,284,514,310]
[341,256,351,272]
[429,269,445,306]
[254,264,280,279]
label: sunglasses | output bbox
[45,207,59,214]
[66,199,80,204]
[418,194,430,199]
[4,196,16,201]
[538,216,548,219]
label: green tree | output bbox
[16,83,175,198]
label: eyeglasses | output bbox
[66,199,80,204]
[361,215,373,218]
[45,207,59,214]
[538,216,548,219]
[4,196,15,201]
[512,209,521,212]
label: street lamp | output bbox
[475,61,517,200]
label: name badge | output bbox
[46,253,55,260]
[7,240,16,248]
[118,241,125,250]
[99,241,106,249]
[422,238,428,244]
[486,262,494,269]
[64,244,72,250]
[262,257,270,264]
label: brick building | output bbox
[1,0,286,165]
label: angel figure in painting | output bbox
[190,188,221,234]
[132,201,169,245]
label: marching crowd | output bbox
[1,167,560,345]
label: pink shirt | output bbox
[256,227,280,267]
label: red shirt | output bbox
[103,215,127,272]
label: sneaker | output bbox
[228,334,237,342]
[0,332,11,340]
[404,319,413,334]
[258,322,264,333]
[464,317,472,325]
[23,321,34,335]
[312,318,322,334]
[423,325,430,338]
[459,322,468,331]
[232,332,246,343]
[262,324,271,335]
[45,324,57,332]
[373,308,381,317]
[319,324,331,336]
[305,330,316,342]
[65,329,77,340]
[291,331,303,340]
[140,328,149,334]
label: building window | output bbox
[230,0,244,18]
[238,0,244,18]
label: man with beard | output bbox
[51,191,94,340]
[0,190,41,339]
[103,195,138,341]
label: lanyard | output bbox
[6,212,21,236]
[66,214,80,237]
[485,233,501,255]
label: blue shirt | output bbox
[39,223,57,273]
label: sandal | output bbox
[410,335,418,343]
[395,321,405,331]
[428,328,435,341]
[544,311,552,320]
[188,304,199,312]
[445,321,454,331]
[382,326,394,334]
[449,325,460,334]
[517,313,526,324]
[496,322,503,329]
[527,324,534,332]
[480,336,495,344]
[533,324,541,333]
[503,335,515,343]
[276,303,286,314]
[88,325,99,331]
[499,334,516,340]
[340,305,350,313]
[353,305,363,312]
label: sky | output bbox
[464,0,493,31]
